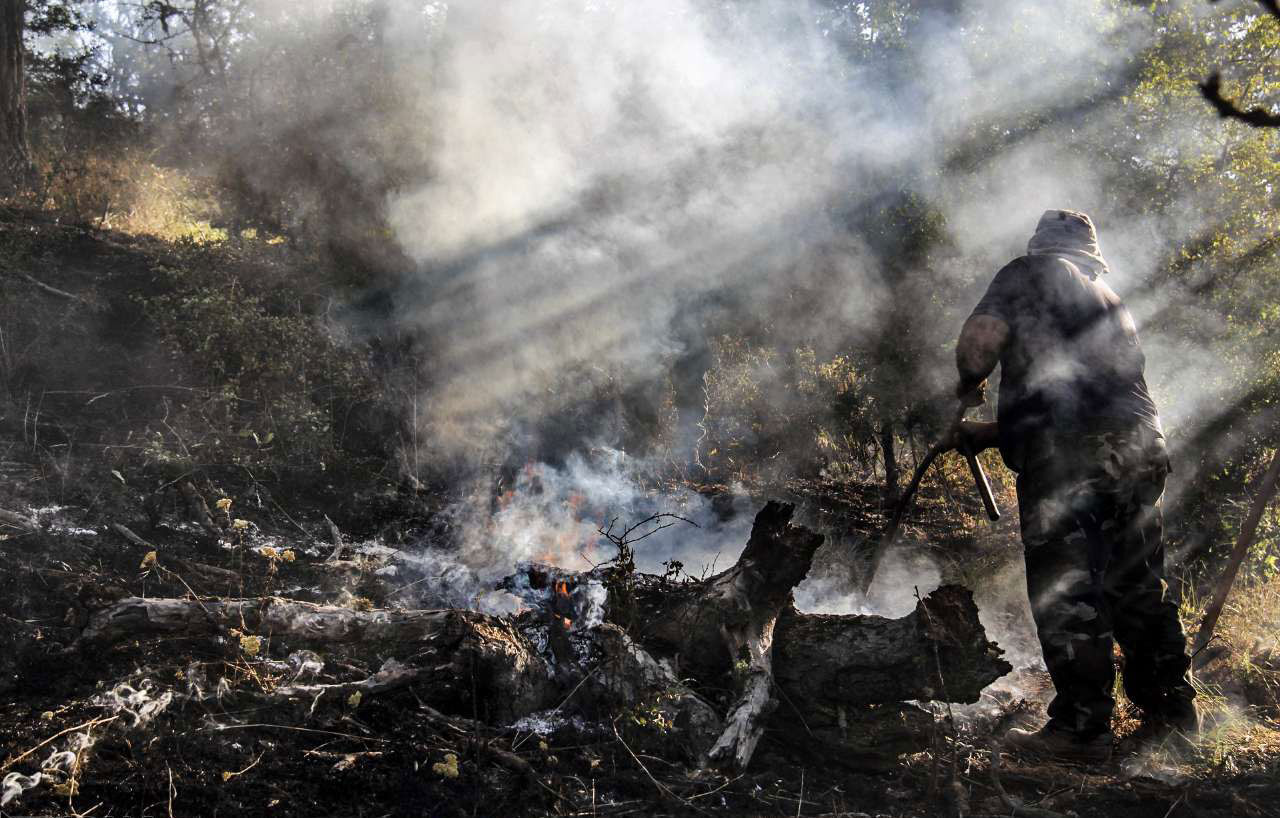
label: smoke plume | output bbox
[98,0,1270,624]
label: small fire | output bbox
[554,580,572,629]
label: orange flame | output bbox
[554,580,572,629]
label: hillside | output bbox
[0,208,1278,817]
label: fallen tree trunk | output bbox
[75,500,1009,770]
[624,503,1008,766]
[77,598,559,723]
[773,584,1009,706]
[768,585,1009,762]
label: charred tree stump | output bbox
[626,502,1009,768]
[627,501,823,770]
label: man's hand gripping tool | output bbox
[954,404,1001,522]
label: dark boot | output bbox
[1005,724,1113,763]
[1119,699,1200,756]
[1163,696,1201,736]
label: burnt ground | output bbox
[0,209,1279,817]
[0,468,1277,818]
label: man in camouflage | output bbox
[953,210,1197,762]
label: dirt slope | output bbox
[1,208,1278,817]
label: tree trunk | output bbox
[768,584,1009,763]
[685,502,824,769]
[880,421,899,505]
[0,0,29,190]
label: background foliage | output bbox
[3,0,1280,578]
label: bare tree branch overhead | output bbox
[1201,0,1280,126]
[1200,71,1280,127]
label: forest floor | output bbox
[1,208,1279,817]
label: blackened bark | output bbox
[772,585,1010,708]
[0,0,29,189]
[626,504,1009,765]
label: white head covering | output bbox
[1026,209,1109,277]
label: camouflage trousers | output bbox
[1017,426,1194,737]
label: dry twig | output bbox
[987,739,1070,818]
[611,721,707,814]
[0,717,118,773]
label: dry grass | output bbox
[1182,571,1280,711]
[24,147,228,243]
[1130,572,1280,775]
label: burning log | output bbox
[72,501,1009,771]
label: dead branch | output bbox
[269,658,429,713]
[111,523,240,586]
[324,514,345,561]
[1194,445,1280,663]
[612,721,699,813]
[0,508,34,530]
[987,739,1070,818]
[0,717,118,773]
[110,523,149,548]
[4,270,87,303]
[1199,73,1280,128]
[179,482,221,537]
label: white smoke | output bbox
[379,0,1164,416]
[94,0,1266,627]
[389,447,753,609]
[382,0,897,454]
[795,544,944,618]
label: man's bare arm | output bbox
[955,314,1010,405]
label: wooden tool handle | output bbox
[963,448,1001,521]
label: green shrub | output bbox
[695,336,881,485]
[139,248,376,472]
